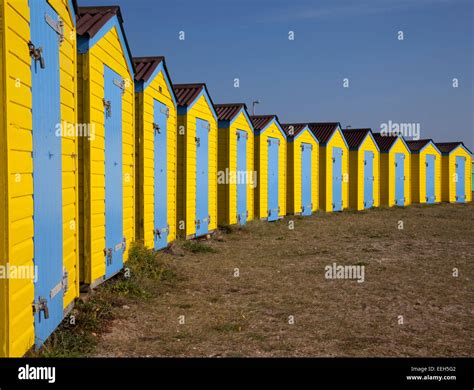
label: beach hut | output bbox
[250,115,287,221]
[282,124,319,216]
[309,123,349,212]
[215,104,255,225]
[435,142,472,203]
[134,57,177,249]
[174,83,218,238]
[342,129,380,210]
[0,0,79,356]
[76,6,135,287]
[373,133,411,207]
[406,139,441,204]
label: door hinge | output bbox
[153,122,161,134]
[33,297,49,320]
[45,14,65,43]
[114,78,125,92]
[195,137,200,145]
[160,106,170,118]
[28,41,45,69]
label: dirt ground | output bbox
[94,202,474,357]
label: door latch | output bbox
[28,41,45,69]
[103,99,112,118]
[104,248,113,265]
[33,297,49,320]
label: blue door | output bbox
[301,143,312,216]
[455,156,465,202]
[364,151,374,208]
[104,66,124,279]
[395,153,405,206]
[195,118,209,236]
[425,154,435,204]
[153,100,168,249]
[332,147,343,211]
[236,130,247,225]
[267,137,279,221]
[31,0,63,347]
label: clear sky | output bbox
[79,0,473,150]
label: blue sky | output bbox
[79,0,473,150]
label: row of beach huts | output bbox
[0,1,472,357]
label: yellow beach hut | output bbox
[406,139,441,204]
[215,103,255,226]
[435,142,472,203]
[174,83,218,238]
[76,6,135,287]
[134,57,177,249]
[309,123,349,212]
[250,115,287,221]
[373,133,411,207]
[0,0,80,355]
[282,124,319,216]
[342,129,380,210]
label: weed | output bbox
[182,240,217,253]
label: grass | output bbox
[30,243,179,357]
[93,201,474,357]
[181,240,217,253]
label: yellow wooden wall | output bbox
[0,0,78,357]
[441,147,472,203]
[78,26,135,284]
[287,130,319,214]
[177,95,217,237]
[136,72,177,248]
[380,138,411,207]
[217,122,228,224]
[319,130,349,212]
[410,144,441,204]
[217,112,254,225]
[348,137,380,210]
[254,122,287,219]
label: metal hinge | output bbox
[160,106,170,118]
[153,122,161,134]
[103,99,112,118]
[114,78,125,91]
[195,137,200,145]
[45,14,64,44]
[33,297,49,320]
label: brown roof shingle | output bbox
[435,142,472,154]
[77,6,121,38]
[215,103,247,121]
[77,6,134,72]
[281,123,309,138]
[173,83,204,107]
[342,129,372,149]
[133,56,164,82]
[373,132,399,151]
[250,115,278,131]
[405,139,433,152]
[307,122,340,145]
